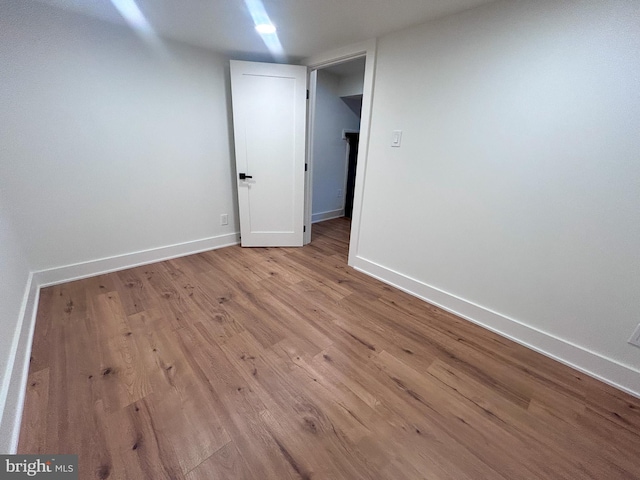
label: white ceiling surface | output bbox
[32,0,496,61]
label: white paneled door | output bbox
[230,60,307,247]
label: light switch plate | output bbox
[391,130,402,147]
[628,323,640,348]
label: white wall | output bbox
[312,70,361,222]
[0,1,238,275]
[353,0,640,392]
[0,198,33,453]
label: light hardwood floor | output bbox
[19,218,640,479]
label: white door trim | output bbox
[303,68,318,245]
[303,39,377,252]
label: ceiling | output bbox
[32,0,496,62]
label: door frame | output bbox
[303,39,377,268]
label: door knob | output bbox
[239,173,253,180]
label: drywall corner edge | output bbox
[351,254,640,399]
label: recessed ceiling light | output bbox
[255,24,276,34]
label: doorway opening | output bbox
[343,132,359,219]
[307,57,366,245]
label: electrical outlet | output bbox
[628,324,640,348]
[337,189,343,198]
[220,214,228,226]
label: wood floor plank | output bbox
[221,334,382,480]
[18,218,640,479]
[95,399,183,480]
[178,324,301,480]
[17,368,49,454]
[88,291,152,413]
[373,351,578,480]
[311,347,507,480]
[343,292,536,409]
[113,268,159,316]
[185,441,256,480]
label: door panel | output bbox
[230,60,307,247]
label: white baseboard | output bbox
[0,273,39,454]
[35,232,240,287]
[1,232,240,453]
[351,255,640,399]
[312,209,345,224]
